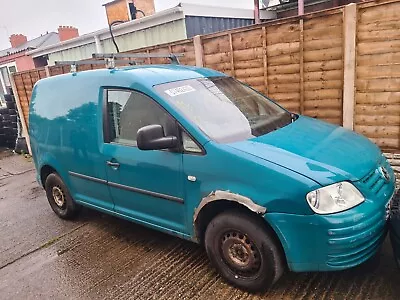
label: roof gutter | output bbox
[266,0,330,11]
[180,2,255,19]
[28,6,185,58]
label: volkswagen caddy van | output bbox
[29,64,396,292]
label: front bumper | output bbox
[265,190,394,272]
[265,154,395,272]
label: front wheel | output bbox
[204,210,284,292]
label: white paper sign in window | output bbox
[164,85,196,97]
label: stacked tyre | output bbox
[0,94,18,149]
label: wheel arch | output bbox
[36,152,68,187]
[40,164,59,187]
[193,190,267,243]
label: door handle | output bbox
[106,161,120,168]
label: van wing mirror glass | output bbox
[137,124,178,151]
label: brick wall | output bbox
[15,55,35,72]
[9,34,27,48]
[58,26,79,42]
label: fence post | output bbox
[342,3,357,130]
[193,35,204,67]
[45,66,51,77]
[228,33,235,77]
[10,74,32,155]
[299,19,305,115]
[262,26,268,94]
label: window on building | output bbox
[8,66,16,74]
[0,94,5,107]
[0,82,5,97]
[0,67,11,87]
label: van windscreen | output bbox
[154,77,293,143]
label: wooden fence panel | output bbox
[127,39,196,66]
[13,68,46,124]
[203,35,232,75]
[303,11,344,125]
[355,0,400,149]
[266,21,301,113]
[171,41,196,66]
[232,28,264,94]
[48,66,65,76]
[13,74,28,123]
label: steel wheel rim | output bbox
[52,186,65,208]
[220,230,261,277]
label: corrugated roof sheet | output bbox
[28,2,271,59]
[28,6,185,58]
[0,32,60,58]
[185,16,253,38]
[46,19,187,65]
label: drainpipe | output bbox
[94,35,103,54]
[298,0,304,15]
[254,0,260,24]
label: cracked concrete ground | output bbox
[0,153,399,300]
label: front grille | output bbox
[359,158,392,196]
[361,168,386,195]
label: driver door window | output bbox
[106,90,173,146]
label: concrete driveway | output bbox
[0,153,399,299]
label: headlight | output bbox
[306,182,364,214]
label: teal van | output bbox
[29,64,396,292]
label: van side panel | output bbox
[29,72,114,210]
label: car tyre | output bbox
[44,173,80,219]
[204,209,284,292]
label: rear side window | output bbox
[106,90,173,146]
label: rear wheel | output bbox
[44,173,80,219]
[204,210,284,292]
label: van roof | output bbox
[118,64,227,86]
[41,64,227,87]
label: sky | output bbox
[0,0,259,50]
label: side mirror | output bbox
[137,124,178,151]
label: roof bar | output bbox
[55,59,145,72]
[53,52,184,73]
[92,53,184,65]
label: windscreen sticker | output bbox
[164,85,196,97]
